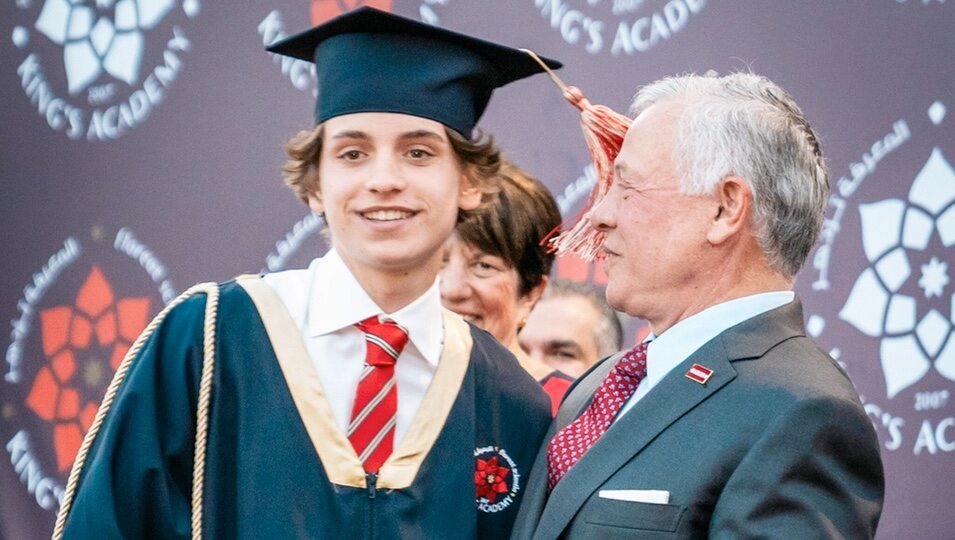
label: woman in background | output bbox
[440,160,571,414]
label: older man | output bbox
[512,72,885,539]
[519,279,623,378]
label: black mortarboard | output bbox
[266,7,562,136]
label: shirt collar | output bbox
[644,291,795,387]
[307,249,444,367]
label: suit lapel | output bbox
[536,338,736,539]
[534,300,808,539]
[515,353,621,539]
[556,352,623,429]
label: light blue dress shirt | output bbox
[616,291,796,421]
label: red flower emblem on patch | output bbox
[475,455,511,502]
[25,265,151,472]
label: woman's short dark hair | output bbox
[456,161,562,296]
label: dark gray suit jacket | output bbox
[511,300,884,539]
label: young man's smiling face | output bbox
[310,112,481,283]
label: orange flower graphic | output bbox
[310,0,392,25]
[25,265,151,472]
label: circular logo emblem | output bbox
[11,0,201,141]
[3,226,175,512]
[474,445,520,513]
[531,0,708,56]
[803,99,955,457]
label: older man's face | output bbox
[590,101,717,331]
[519,294,603,378]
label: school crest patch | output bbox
[474,445,520,513]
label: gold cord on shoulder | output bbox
[52,283,220,540]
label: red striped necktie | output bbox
[546,341,649,491]
[348,315,409,473]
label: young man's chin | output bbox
[356,246,442,273]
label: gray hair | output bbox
[630,72,829,278]
[544,279,623,359]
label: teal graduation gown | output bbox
[60,277,552,539]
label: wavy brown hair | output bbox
[281,124,502,204]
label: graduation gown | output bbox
[60,276,552,539]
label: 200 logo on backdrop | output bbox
[532,0,707,55]
[3,227,175,512]
[806,99,955,457]
[11,0,201,141]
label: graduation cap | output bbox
[266,7,562,136]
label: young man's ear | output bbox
[308,193,325,215]
[706,175,752,245]
[458,173,482,211]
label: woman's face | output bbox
[439,233,533,347]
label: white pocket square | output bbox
[598,489,670,504]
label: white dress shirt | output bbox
[263,249,443,444]
[616,291,795,421]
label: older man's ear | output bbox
[706,176,752,245]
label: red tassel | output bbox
[521,50,630,261]
[550,86,630,260]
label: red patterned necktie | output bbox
[546,342,649,491]
[348,315,409,473]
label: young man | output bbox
[55,8,558,539]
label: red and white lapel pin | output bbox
[685,363,714,385]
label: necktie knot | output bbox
[355,315,409,367]
[614,341,649,379]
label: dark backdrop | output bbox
[2,1,953,538]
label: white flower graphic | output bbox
[840,148,955,398]
[919,257,949,298]
[34,0,176,95]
